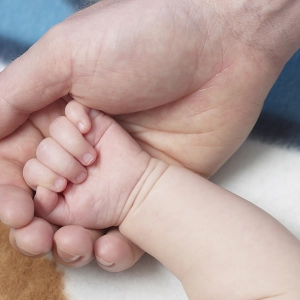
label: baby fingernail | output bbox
[97,257,115,267]
[78,122,85,132]
[76,171,87,183]
[54,178,66,191]
[83,153,95,165]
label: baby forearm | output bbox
[120,160,300,299]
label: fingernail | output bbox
[82,153,95,165]
[76,172,87,183]
[57,247,81,262]
[15,241,42,257]
[97,257,115,267]
[62,255,81,262]
[78,122,85,132]
[54,178,66,191]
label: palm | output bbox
[61,0,280,177]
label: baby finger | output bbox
[23,158,67,192]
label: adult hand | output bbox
[1,0,299,269]
[2,0,299,175]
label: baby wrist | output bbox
[119,158,169,241]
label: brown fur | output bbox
[0,222,67,300]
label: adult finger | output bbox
[52,225,144,272]
[95,227,145,272]
[9,217,56,258]
[52,225,104,268]
[0,185,34,228]
[0,26,71,139]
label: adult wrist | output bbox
[189,0,300,64]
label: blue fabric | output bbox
[0,0,299,147]
[0,0,76,46]
[264,51,300,124]
[0,0,83,60]
[251,50,300,147]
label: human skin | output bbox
[24,102,300,299]
[1,0,300,269]
[1,100,143,270]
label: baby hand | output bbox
[23,101,151,229]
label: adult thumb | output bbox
[0,27,71,138]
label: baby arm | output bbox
[23,101,300,299]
